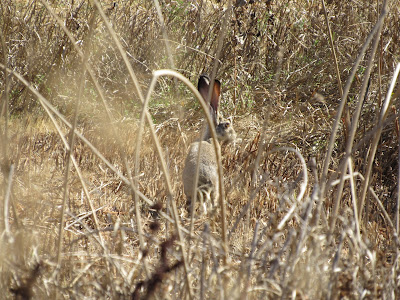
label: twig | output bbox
[321,0,351,141]
[397,108,400,235]
[56,41,88,268]
[153,0,176,70]
[357,63,400,222]
[0,28,9,162]
[208,3,233,268]
[2,164,14,238]
[347,157,361,244]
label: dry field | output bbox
[1,0,400,299]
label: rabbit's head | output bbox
[197,74,236,143]
[215,116,236,143]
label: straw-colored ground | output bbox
[1,0,400,299]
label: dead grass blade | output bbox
[357,63,400,222]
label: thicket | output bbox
[1,0,400,298]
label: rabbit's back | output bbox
[182,141,219,202]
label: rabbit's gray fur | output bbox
[182,75,236,211]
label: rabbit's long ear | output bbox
[198,74,211,103]
[210,79,221,114]
[198,75,220,125]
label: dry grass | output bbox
[1,0,400,299]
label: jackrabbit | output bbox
[182,74,236,212]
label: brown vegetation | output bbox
[1,0,400,298]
